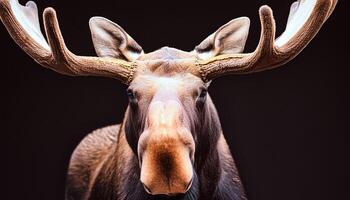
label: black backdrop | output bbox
[1,0,348,200]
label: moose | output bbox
[0,0,337,199]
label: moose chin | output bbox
[0,0,337,199]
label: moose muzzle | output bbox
[138,100,195,195]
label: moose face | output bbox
[125,71,207,195]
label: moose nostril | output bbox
[143,184,152,194]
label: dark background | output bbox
[1,0,348,199]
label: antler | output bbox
[0,0,136,84]
[196,0,337,82]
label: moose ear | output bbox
[89,17,143,61]
[194,17,250,60]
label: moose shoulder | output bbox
[0,0,337,200]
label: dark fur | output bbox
[66,92,247,200]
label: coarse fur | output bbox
[66,98,246,200]
[65,48,246,200]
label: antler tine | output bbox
[42,7,137,82]
[196,0,337,82]
[43,8,70,68]
[0,0,136,84]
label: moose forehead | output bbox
[140,47,196,61]
[130,72,204,99]
[135,46,199,77]
[130,47,204,96]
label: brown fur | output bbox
[66,93,247,200]
[66,124,246,200]
[65,49,247,200]
[66,125,120,200]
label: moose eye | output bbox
[196,88,207,105]
[126,89,138,105]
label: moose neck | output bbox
[118,96,223,200]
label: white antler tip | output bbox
[25,1,37,8]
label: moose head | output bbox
[0,0,337,199]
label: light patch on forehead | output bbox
[153,76,184,90]
[148,100,182,129]
[131,73,204,95]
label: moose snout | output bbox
[139,137,194,195]
[142,176,193,196]
[140,148,193,195]
[138,99,195,195]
